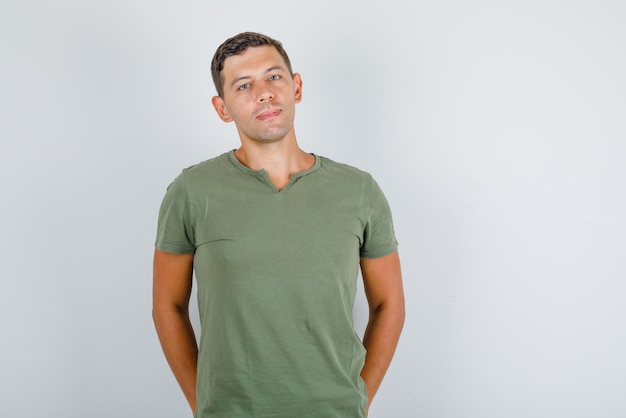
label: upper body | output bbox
[152,32,405,418]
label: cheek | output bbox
[231,92,254,108]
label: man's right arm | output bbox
[152,248,198,413]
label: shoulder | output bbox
[170,152,233,187]
[315,156,384,198]
[317,155,375,184]
[315,156,392,209]
[311,156,386,206]
[179,152,231,178]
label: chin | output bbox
[250,136,285,144]
[255,128,292,143]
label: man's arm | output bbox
[152,248,198,413]
[359,250,405,413]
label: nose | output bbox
[257,85,274,102]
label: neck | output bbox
[234,136,315,190]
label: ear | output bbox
[293,73,303,104]
[211,96,233,122]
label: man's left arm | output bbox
[359,250,405,412]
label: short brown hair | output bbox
[211,32,294,97]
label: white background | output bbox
[1,1,625,417]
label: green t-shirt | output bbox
[156,150,398,418]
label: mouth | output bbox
[256,108,281,120]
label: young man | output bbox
[153,32,405,418]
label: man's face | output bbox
[212,45,302,144]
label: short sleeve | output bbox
[359,175,398,259]
[155,171,196,254]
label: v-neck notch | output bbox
[227,149,321,193]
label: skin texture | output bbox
[152,251,197,411]
[360,251,405,414]
[212,45,301,145]
[211,45,313,190]
[152,43,405,416]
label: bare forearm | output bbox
[153,308,198,412]
[360,303,405,407]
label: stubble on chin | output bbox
[247,114,294,144]
[249,127,291,144]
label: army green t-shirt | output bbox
[156,150,398,418]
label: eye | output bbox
[268,74,281,81]
[238,83,250,90]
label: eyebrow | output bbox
[229,65,287,89]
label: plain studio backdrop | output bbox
[1,1,625,417]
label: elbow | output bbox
[152,302,188,326]
[151,307,160,324]
[370,297,405,326]
[152,306,163,328]
[392,300,406,330]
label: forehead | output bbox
[221,45,287,78]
